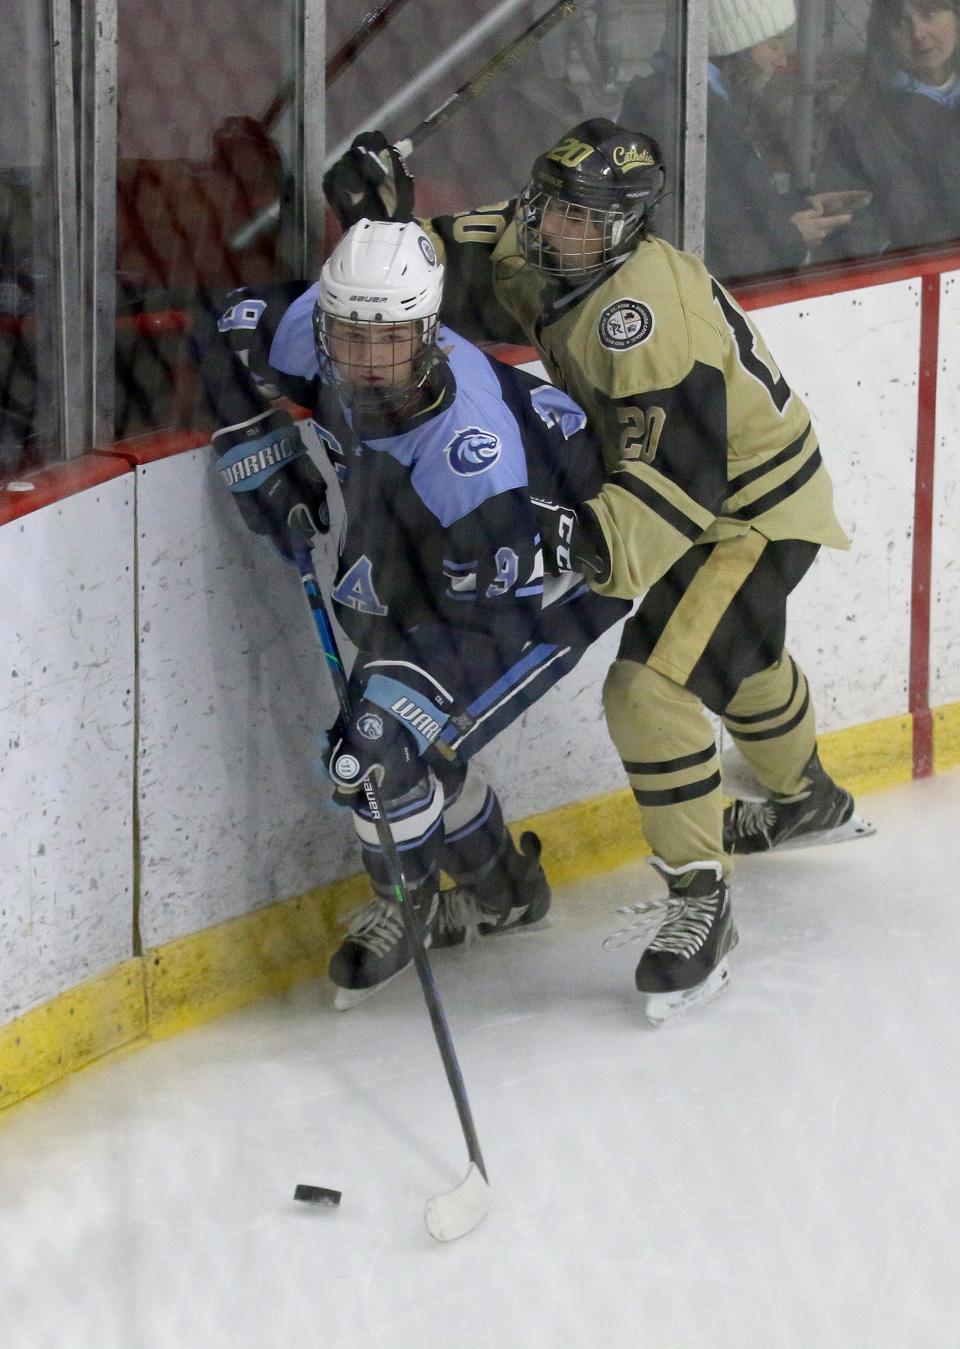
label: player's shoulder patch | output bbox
[578,241,694,397]
[597,298,655,351]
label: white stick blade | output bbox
[423,1162,491,1242]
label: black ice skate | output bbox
[609,859,738,1026]
[723,749,875,854]
[329,883,442,1010]
[433,831,552,948]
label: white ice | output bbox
[2,773,960,1349]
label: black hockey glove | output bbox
[326,662,455,798]
[325,703,421,801]
[322,131,414,230]
[213,409,329,560]
[530,497,610,581]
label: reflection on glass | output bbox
[622,1,854,282]
[818,0,960,258]
[115,0,298,437]
[1,3,58,479]
[326,1,673,225]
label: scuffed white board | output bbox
[931,270,960,709]
[134,440,358,949]
[500,283,922,818]
[134,278,930,949]
[737,281,919,731]
[523,281,919,736]
[0,476,135,1020]
[479,624,626,822]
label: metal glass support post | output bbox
[792,0,822,193]
[289,0,306,278]
[301,0,327,277]
[42,0,84,458]
[681,0,709,259]
[80,0,118,449]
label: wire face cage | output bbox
[316,312,440,414]
[516,189,639,277]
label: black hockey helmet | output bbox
[517,119,665,278]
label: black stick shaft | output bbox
[327,0,417,82]
[292,536,487,1181]
[398,0,578,155]
[257,0,416,134]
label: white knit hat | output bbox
[709,0,796,57]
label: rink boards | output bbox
[1,265,959,1106]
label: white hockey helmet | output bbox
[314,219,444,413]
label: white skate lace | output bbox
[645,893,720,959]
[344,898,406,957]
[436,886,477,940]
[731,799,777,839]
[603,896,683,951]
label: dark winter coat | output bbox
[819,74,960,256]
[620,71,807,282]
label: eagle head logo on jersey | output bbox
[598,299,654,351]
[357,712,384,741]
[446,427,502,476]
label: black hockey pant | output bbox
[603,531,821,877]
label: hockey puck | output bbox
[294,1184,341,1207]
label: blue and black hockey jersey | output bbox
[196,282,630,726]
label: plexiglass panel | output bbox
[114,0,301,436]
[326,1,683,247]
[1,2,68,479]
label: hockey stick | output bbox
[237,0,579,250]
[231,2,418,249]
[289,518,491,1243]
[255,0,417,134]
[327,0,418,83]
[394,0,578,158]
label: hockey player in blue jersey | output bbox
[196,219,630,1006]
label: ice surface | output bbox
[1,773,959,1348]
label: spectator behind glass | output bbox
[620,0,852,280]
[819,1,960,257]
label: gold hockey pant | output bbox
[603,533,821,876]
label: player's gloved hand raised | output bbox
[322,131,414,230]
[530,496,610,580]
[213,409,330,560]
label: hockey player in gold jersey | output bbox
[324,121,874,1024]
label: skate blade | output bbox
[477,906,554,939]
[500,911,553,935]
[332,961,411,1011]
[775,811,876,852]
[639,931,739,1027]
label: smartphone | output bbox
[813,190,873,214]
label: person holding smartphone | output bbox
[620,0,854,280]
[819,0,960,257]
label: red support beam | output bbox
[909,273,940,778]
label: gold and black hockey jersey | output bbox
[425,210,849,602]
